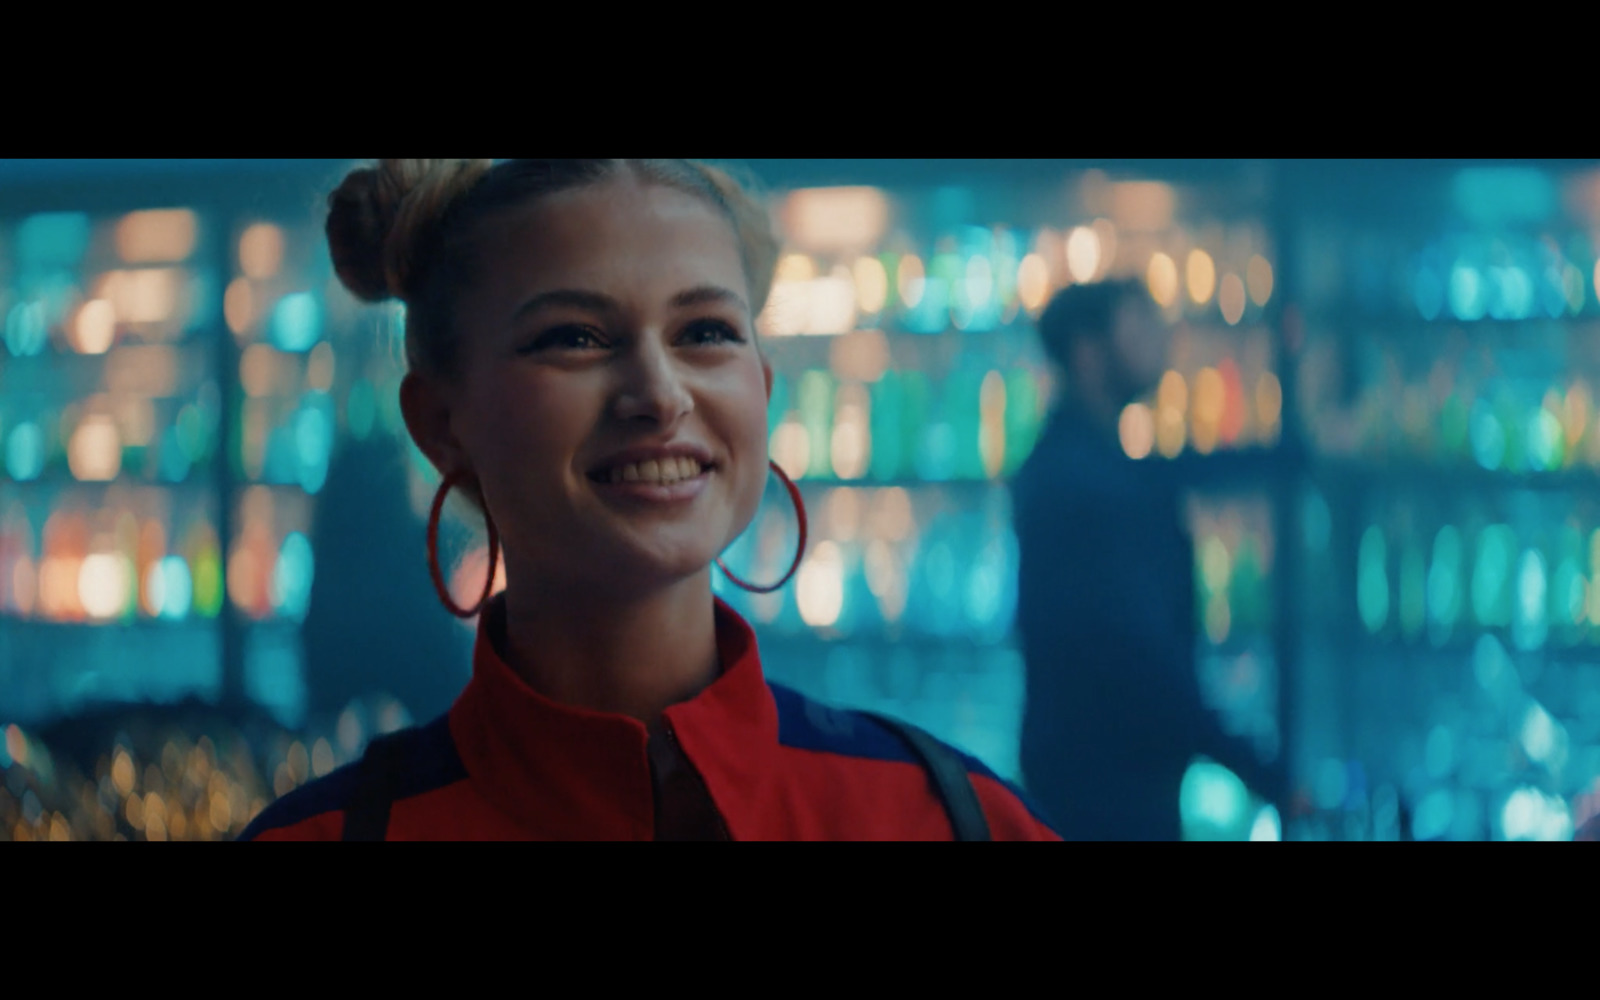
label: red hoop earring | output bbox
[716,460,808,595]
[427,471,501,619]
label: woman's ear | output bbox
[400,373,468,478]
[762,354,775,402]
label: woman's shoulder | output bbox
[236,761,366,842]
[767,684,1062,841]
[236,715,462,842]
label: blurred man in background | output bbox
[1013,279,1285,840]
[302,435,469,727]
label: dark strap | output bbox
[342,734,404,842]
[869,714,992,842]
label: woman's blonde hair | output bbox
[326,158,781,378]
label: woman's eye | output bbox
[681,319,745,346]
[525,325,606,353]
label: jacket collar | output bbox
[447,595,778,840]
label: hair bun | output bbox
[326,159,493,304]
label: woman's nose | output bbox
[612,342,693,428]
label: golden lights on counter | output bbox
[1,726,268,843]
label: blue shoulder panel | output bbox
[236,714,467,841]
[769,682,1060,832]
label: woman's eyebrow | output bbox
[512,289,619,322]
[511,285,749,323]
[671,285,749,314]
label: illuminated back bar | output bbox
[3,159,1597,841]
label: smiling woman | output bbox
[237,159,1061,843]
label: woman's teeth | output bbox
[607,457,704,485]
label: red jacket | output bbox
[241,599,1061,842]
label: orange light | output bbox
[1147,253,1179,308]
[10,557,36,617]
[1118,403,1155,460]
[67,416,121,481]
[1110,182,1176,233]
[828,330,890,384]
[1018,253,1051,313]
[224,278,255,336]
[869,487,914,543]
[1066,227,1100,284]
[1186,250,1216,305]
[1256,372,1284,433]
[782,188,889,254]
[897,255,926,309]
[72,299,116,354]
[1219,274,1247,325]
[770,419,810,482]
[116,210,198,264]
[1218,359,1247,445]
[1247,255,1274,306]
[826,488,862,543]
[239,223,286,281]
[853,257,889,315]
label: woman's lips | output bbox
[589,466,713,504]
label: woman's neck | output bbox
[496,569,722,728]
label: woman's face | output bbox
[413,176,773,596]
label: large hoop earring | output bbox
[716,460,808,595]
[427,471,501,620]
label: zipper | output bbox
[662,719,732,842]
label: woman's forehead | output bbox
[488,181,741,272]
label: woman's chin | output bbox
[594,539,721,590]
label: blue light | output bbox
[1449,263,1485,321]
[1554,556,1584,632]
[176,404,207,462]
[1519,700,1559,765]
[1472,633,1516,697]
[1248,805,1281,842]
[1487,266,1531,320]
[1413,789,1454,841]
[271,293,323,352]
[295,394,335,494]
[1564,265,1586,316]
[1427,525,1463,642]
[1180,760,1251,839]
[159,430,192,483]
[5,422,43,481]
[1499,786,1574,842]
[1357,525,1389,633]
[1413,266,1444,320]
[1472,525,1514,627]
[1469,399,1505,470]
[159,556,192,620]
[16,212,90,267]
[272,532,315,620]
[964,532,1014,639]
[1542,267,1568,319]
[1528,408,1563,471]
[4,301,47,357]
[1513,549,1547,651]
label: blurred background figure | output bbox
[300,434,468,727]
[1014,280,1285,840]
